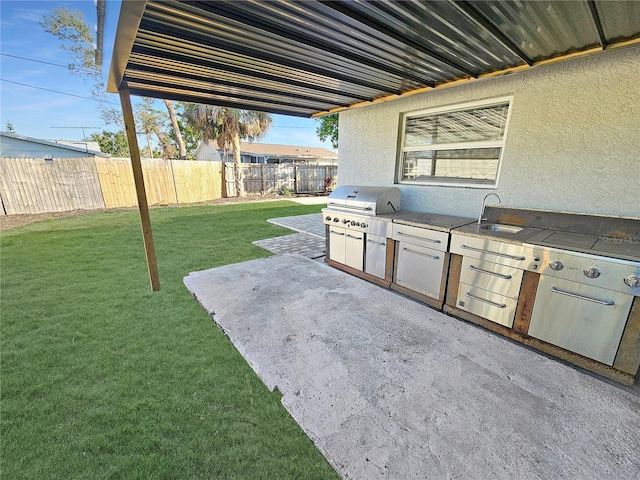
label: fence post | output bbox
[169,159,179,204]
[261,163,266,195]
[221,162,228,198]
[294,165,299,194]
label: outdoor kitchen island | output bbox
[324,200,640,385]
[446,207,640,385]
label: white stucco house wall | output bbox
[0,131,109,158]
[338,46,639,220]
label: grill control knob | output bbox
[549,260,564,271]
[624,275,640,288]
[325,216,332,221]
[351,221,356,226]
[342,219,350,224]
[333,218,340,223]
[361,223,367,228]
[583,267,601,279]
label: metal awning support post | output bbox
[119,85,161,291]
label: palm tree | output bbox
[181,104,272,196]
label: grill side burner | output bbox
[523,244,640,366]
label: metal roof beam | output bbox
[139,18,407,95]
[192,0,437,87]
[125,77,332,112]
[126,85,315,118]
[319,0,475,77]
[449,0,534,66]
[587,1,608,49]
[130,45,374,102]
[126,64,356,107]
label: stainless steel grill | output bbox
[323,185,401,275]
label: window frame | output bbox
[396,96,514,189]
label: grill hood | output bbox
[326,185,401,215]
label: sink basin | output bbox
[480,224,523,234]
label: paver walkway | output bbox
[253,213,325,258]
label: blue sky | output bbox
[0,0,335,151]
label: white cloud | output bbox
[12,8,49,23]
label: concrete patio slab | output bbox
[184,254,640,480]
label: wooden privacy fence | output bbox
[224,163,338,196]
[0,157,223,215]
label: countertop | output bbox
[377,208,640,261]
[451,222,544,245]
[379,211,475,233]
[525,229,640,263]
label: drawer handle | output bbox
[469,264,512,280]
[367,239,386,246]
[346,233,363,240]
[330,230,345,236]
[464,291,507,309]
[402,247,439,260]
[460,244,525,261]
[397,231,441,243]
[549,286,615,306]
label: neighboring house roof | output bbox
[0,131,109,158]
[52,139,103,153]
[209,140,338,160]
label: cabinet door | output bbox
[345,231,364,271]
[328,227,346,264]
[365,234,387,279]
[394,241,445,299]
[528,276,634,366]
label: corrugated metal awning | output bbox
[108,0,640,117]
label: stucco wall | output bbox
[338,45,640,219]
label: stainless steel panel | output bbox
[394,241,445,299]
[345,230,364,271]
[524,245,640,296]
[328,226,346,265]
[528,276,634,366]
[368,218,392,237]
[456,283,518,328]
[450,233,535,268]
[392,223,449,252]
[459,257,524,299]
[365,234,387,279]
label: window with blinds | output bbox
[397,98,512,187]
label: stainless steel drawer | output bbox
[395,241,445,299]
[528,275,634,366]
[392,224,449,252]
[459,257,524,299]
[456,283,518,328]
[450,233,535,268]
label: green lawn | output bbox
[1,202,339,479]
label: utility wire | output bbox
[0,79,119,105]
[1,53,99,75]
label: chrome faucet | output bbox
[478,193,501,225]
